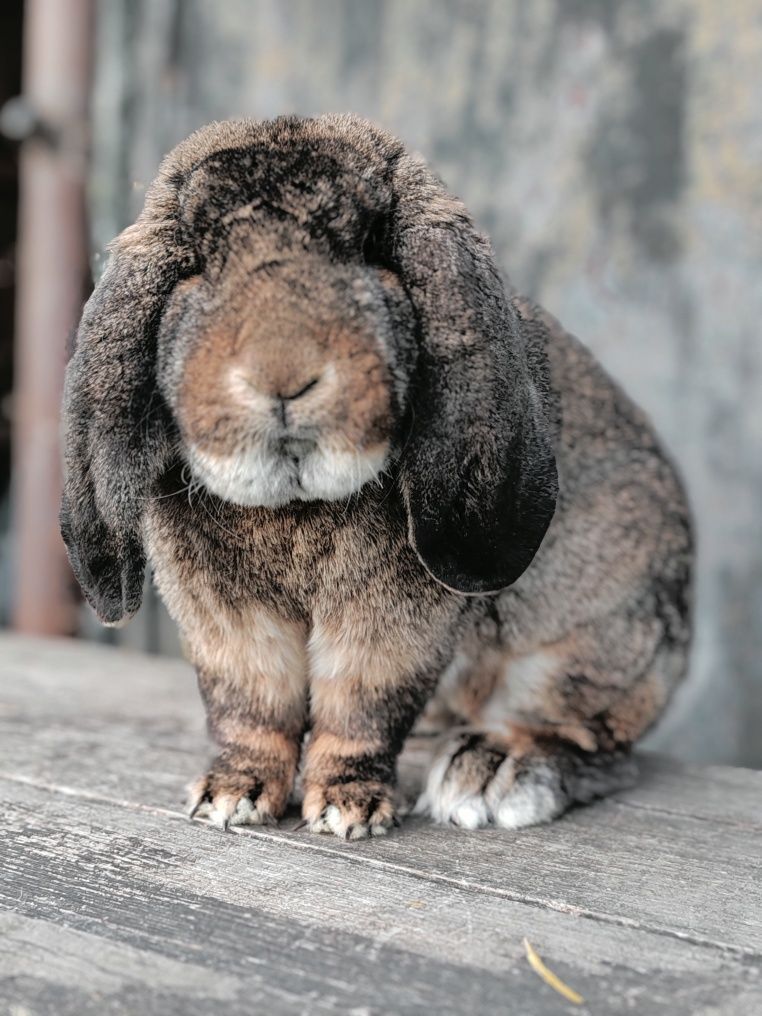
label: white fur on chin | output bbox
[187,440,389,507]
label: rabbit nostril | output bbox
[277,376,320,402]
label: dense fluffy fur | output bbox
[61,116,692,837]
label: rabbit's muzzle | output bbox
[170,268,398,509]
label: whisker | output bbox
[198,494,242,542]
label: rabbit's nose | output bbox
[276,376,320,402]
[274,375,321,426]
[237,368,322,414]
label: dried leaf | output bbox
[523,938,585,1006]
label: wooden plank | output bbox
[0,633,201,726]
[6,742,758,957]
[1,780,760,1016]
[3,636,762,951]
[1,913,263,1016]
[618,753,762,827]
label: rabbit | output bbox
[60,115,692,839]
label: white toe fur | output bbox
[308,803,391,840]
[417,736,493,828]
[228,796,273,826]
[205,793,239,828]
[420,738,566,831]
[450,795,491,830]
[485,759,565,829]
[309,804,364,838]
[188,790,275,829]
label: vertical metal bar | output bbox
[11,0,93,633]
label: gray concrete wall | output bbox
[89,0,762,766]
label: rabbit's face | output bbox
[158,250,416,507]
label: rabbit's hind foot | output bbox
[415,730,637,830]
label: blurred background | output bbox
[1,0,760,766]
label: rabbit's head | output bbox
[61,116,558,624]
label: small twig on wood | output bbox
[523,938,584,1006]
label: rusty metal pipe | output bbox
[10,0,93,633]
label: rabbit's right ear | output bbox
[61,204,195,626]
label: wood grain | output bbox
[2,782,759,1016]
[1,634,761,1014]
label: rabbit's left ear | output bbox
[389,156,558,594]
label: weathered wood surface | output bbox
[1,634,760,1014]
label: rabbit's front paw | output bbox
[187,745,295,831]
[302,780,397,840]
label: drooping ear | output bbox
[389,155,558,594]
[61,198,194,625]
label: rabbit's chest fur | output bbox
[145,464,468,687]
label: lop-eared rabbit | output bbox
[61,116,692,839]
